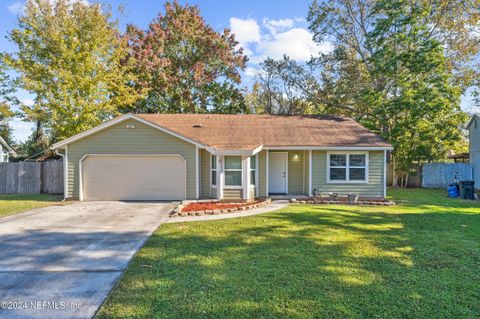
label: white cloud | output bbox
[7,1,24,14]
[229,17,261,46]
[263,18,294,34]
[230,16,332,64]
[21,98,34,106]
[256,28,333,62]
[244,67,258,78]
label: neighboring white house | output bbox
[0,136,15,162]
[467,114,480,189]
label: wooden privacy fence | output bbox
[422,163,473,189]
[386,163,422,188]
[0,161,63,194]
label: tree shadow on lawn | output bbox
[99,205,480,319]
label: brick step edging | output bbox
[170,198,272,218]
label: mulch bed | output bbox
[182,202,244,212]
[170,199,271,217]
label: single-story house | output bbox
[52,114,393,201]
[0,136,15,163]
[467,113,480,188]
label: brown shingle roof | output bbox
[136,114,391,150]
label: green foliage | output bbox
[98,189,480,318]
[5,0,141,142]
[125,1,248,114]
[364,0,467,169]
[0,56,16,144]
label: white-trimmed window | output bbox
[211,155,217,187]
[224,156,242,186]
[328,153,368,183]
[250,155,256,186]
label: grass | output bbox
[0,194,65,218]
[97,189,480,319]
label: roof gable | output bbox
[52,114,206,149]
[466,113,480,129]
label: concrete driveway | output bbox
[0,201,176,319]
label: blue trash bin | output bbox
[447,184,459,198]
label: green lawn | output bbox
[0,194,64,218]
[98,189,480,319]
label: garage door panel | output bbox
[82,155,186,201]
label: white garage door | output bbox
[82,155,186,201]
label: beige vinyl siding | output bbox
[287,151,304,194]
[469,118,480,187]
[249,186,256,199]
[200,149,210,198]
[67,118,197,199]
[312,150,384,198]
[258,150,267,197]
[223,188,243,200]
[211,187,217,198]
[470,119,480,155]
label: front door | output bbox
[269,152,287,194]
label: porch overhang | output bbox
[206,145,263,157]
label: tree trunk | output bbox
[392,156,399,187]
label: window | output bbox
[211,155,217,186]
[225,156,242,186]
[250,155,256,186]
[328,153,367,183]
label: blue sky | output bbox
[1,0,477,142]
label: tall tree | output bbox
[255,0,476,186]
[125,1,248,114]
[5,0,140,142]
[253,57,322,115]
[307,0,474,186]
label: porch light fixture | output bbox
[293,153,299,160]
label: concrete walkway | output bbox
[0,201,175,319]
[167,200,289,223]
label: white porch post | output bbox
[255,154,259,197]
[308,150,313,196]
[195,146,199,199]
[242,156,250,200]
[265,150,269,197]
[64,146,68,200]
[384,150,387,198]
[217,155,224,200]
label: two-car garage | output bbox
[81,155,186,201]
